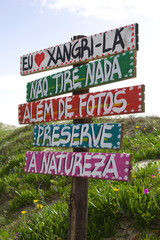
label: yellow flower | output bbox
[62,194,65,197]
[33,199,38,203]
[113,188,119,192]
[21,211,26,214]
[144,128,146,130]
[37,204,43,209]
[136,125,139,128]
[132,175,136,178]
[50,180,55,184]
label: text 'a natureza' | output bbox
[25,151,132,182]
[20,23,138,76]
[33,123,123,149]
[26,50,136,102]
[18,85,145,124]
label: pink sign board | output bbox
[25,151,132,182]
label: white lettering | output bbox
[29,81,37,100]
[83,154,92,176]
[79,94,87,117]
[72,68,81,89]
[94,92,106,115]
[110,56,122,80]
[56,154,66,172]
[36,79,43,99]
[102,154,118,178]
[52,73,60,94]
[60,126,71,144]
[40,153,51,173]
[58,98,65,120]
[48,154,57,174]
[36,126,44,145]
[65,97,74,119]
[23,104,30,123]
[85,62,95,87]
[42,125,51,146]
[91,124,103,147]
[59,73,64,93]
[113,90,127,113]
[36,101,43,122]
[43,78,48,97]
[104,59,112,82]
[51,126,60,146]
[95,60,104,84]
[71,153,83,176]
[28,152,37,173]
[70,125,80,146]
[86,95,95,115]
[91,155,106,177]
[100,125,112,148]
[44,100,54,121]
[64,70,72,91]
[103,92,113,114]
[65,153,74,175]
[80,124,92,148]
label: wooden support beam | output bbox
[68,35,90,240]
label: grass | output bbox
[0,116,160,239]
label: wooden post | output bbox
[19,23,139,240]
[68,35,91,240]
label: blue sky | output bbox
[0,0,160,126]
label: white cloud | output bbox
[0,75,24,126]
[39,0,159,21]
[0,75,23,91]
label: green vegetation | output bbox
[0,116,160,239]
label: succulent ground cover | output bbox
[0,116,159,240]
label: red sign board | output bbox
[18,85,145,124]
[25,151,132,182]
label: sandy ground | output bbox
[134,159,160,169]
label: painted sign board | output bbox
[18,85,145,125]
[26,50,136,102]
[19,85,145,124]
[25,151,132,182]
[33,123,123,149]
[20,23,138,76]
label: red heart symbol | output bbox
[35,52,45,67]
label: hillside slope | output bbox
[0,116,160,239]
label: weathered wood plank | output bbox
[33,123,123,149]
[26,50,136,102]
[18,85,145,124]
[20,23,138,76]
[24,151,132,182]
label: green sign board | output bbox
[33,123,123,149]
[26,50,136,102]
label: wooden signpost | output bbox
[20,23,138,76]
[19,23,144,240]
[18,84,145,124]
[26,50,136,101]
[25,151,132,182]
[33,123,123,149]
